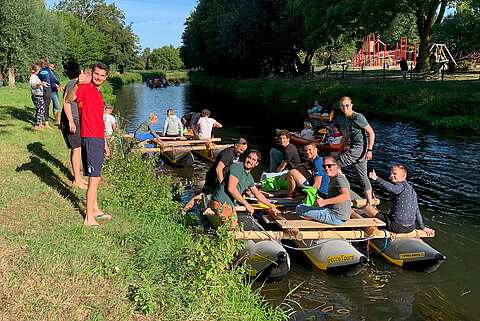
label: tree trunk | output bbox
[7,64,15,88]
[414,0,447,72]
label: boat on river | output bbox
[136,136,232,167]
[275,129,340,153]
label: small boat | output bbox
[275,129,340,153]
[369,238,446,272]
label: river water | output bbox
[115,83,480,321]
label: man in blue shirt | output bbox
[286,143,329,198]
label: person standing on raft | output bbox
[337,96,375,206]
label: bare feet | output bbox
[72,181,88,189]
[43,122,53,129]
[84,218,100,227]
[34,125,43,131]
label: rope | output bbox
[380,230,389,252]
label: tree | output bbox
[149,46,183,71]
[60,12,107,77]
[55,0,139,71]
[0,0,65,87]
[293,0,450,71]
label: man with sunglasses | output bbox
[337,96,375,206]
[208,150,281,229]
[295,156,351,225]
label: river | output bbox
[115,83,480,321]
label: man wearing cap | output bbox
[203,138,248,194]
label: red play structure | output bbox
[352,34,417,68]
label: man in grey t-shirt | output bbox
[337,96,376,206]
[296,156,351,225]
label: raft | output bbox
[275,129,340,153]
[369,237,446,272]
[192,142,231,163]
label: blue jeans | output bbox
[269,148,283,172]
[51,91,60,113]
[295,204,344,225]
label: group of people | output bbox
[194,95,434,236]
[134,108,223,142]
[30,61,114,227]
[29,59,61,130]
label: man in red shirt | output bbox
[77,63,110,227]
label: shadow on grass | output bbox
[0,105,35,125]
[27,142,74,181]
[16,155,84,218]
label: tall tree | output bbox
[149,46,183,71]
[55,0,139,71]
[0,0,64,87]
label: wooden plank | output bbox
[275,217,385,229]
[158,138,221,146]
[139,144,231,154]
[233,229,433,241]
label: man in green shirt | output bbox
[209,150,281,229]
[337,96,376,206]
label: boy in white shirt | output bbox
[197,109,222,139]
[103,104,117,137]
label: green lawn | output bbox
[0,85,286,321]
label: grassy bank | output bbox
[129,70,189,83]
[189,72,480,132]
[0,85,286,320]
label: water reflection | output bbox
[114,83,480,321]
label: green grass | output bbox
[189,72,480,133]
[0,84,287,321]
[128,70,188,83]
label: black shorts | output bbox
[295,164,314,185]
[81,137,105,177]
[61,117,81,149]
[375,212,415,234]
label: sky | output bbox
[46,0,198,50]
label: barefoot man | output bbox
[77,63,110,227]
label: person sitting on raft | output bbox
[286,143,329,198]
[299,121,315,141]
[134,112,161,142]
[181,111,201,136]
[163,108,183,137]
[203,138,248,194]
[269,130,301,173]
[366,165,435,236]
[208,150,280,229]
[307,100,330,130]
[197,109,222,140]
[295,156,351,225]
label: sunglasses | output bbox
[322,164,336,169]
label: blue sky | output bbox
[46,0,197,50]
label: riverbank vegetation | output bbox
[189,72,480,132]
[0,85,287,320]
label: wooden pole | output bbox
[233,229,434,241]
[404,35,408,60]
[139,144,232,154]
[413,42,417,66]
[158,138,221,147]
